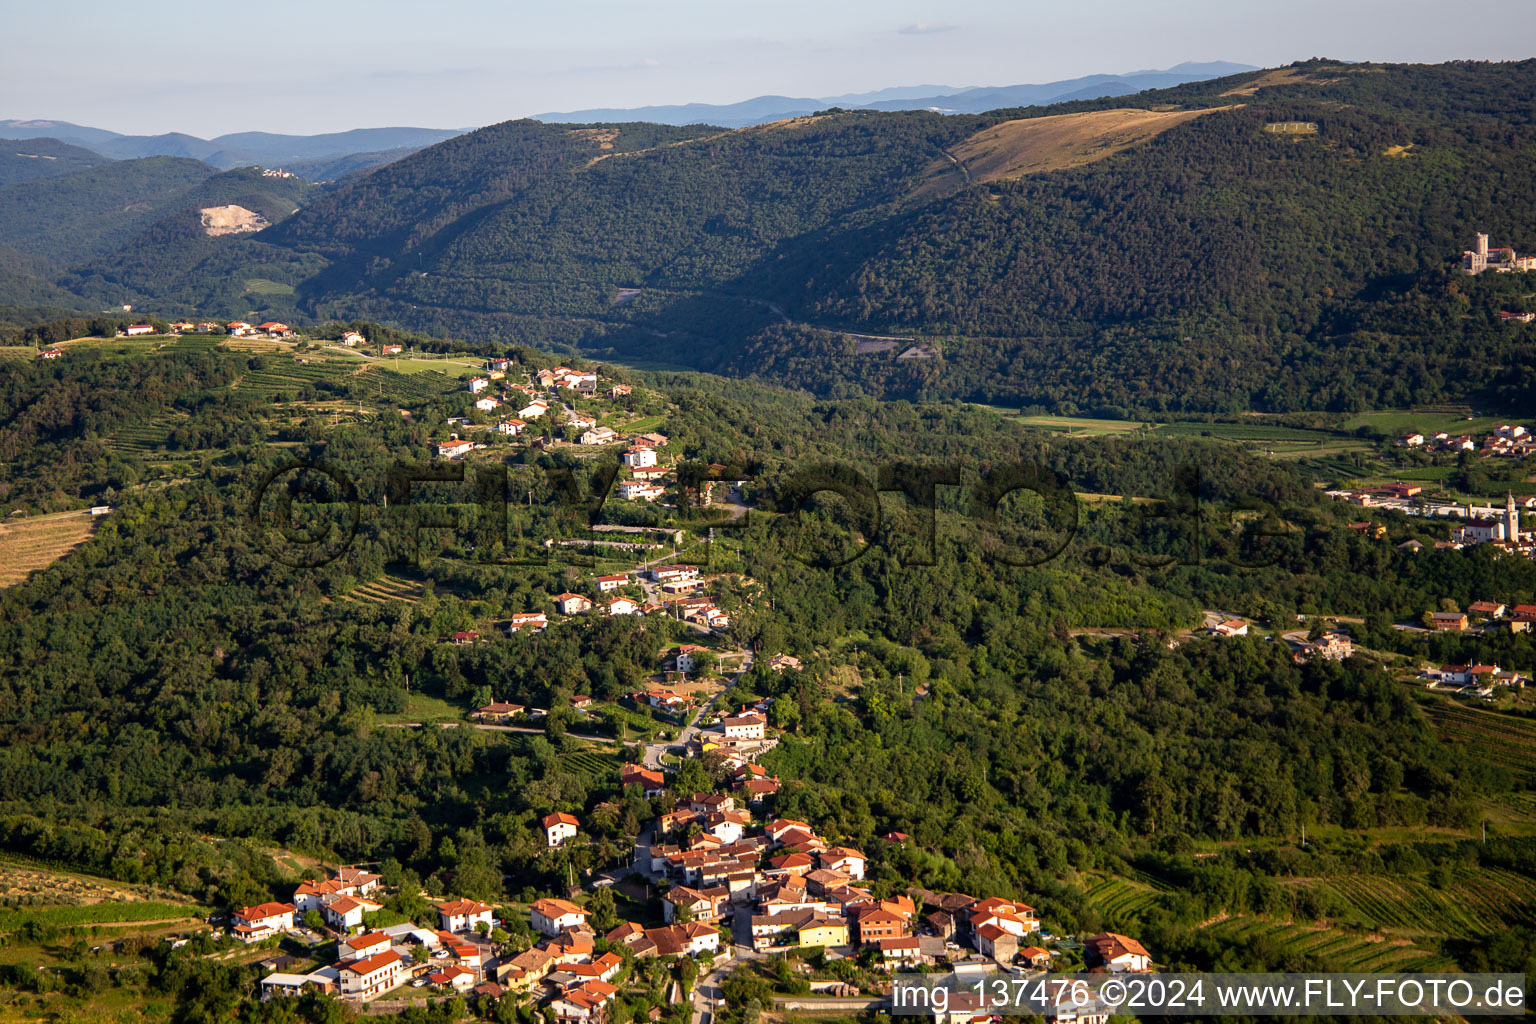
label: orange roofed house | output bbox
[530,897,589,937]
[438,897,494,933]
[231,902,295,942]
[543,811,580,847]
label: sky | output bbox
[4,0,1534,137]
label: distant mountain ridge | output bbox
[0,121,462,173]
[533,61,1258,126]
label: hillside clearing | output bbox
[0,511,103,587]
[917,106,1234,196]
[1220,67,1345,97]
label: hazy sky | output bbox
[5,0,1533,136]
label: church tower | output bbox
[1506,491,1520,543]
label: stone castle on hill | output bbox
[1463,232,1536,275]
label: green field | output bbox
[1150,421,1342,442]
[375,692,464,725]
[361,367,468,404]
[243,278,296,295]
[617,414,667,434]
[0,901,206,932]
[370,356,482,378]
[1341,409,1505,436]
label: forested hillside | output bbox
[4,343,1536,1007]
[0,137,109,186]
[236,61,1536,413]
[4,60,1536,416]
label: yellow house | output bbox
[797,917,849,948]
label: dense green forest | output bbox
[4,338,1536,1019]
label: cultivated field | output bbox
[343,574,424,605]
[1291,868,1536,939]
[1422,699,1536,785]
[1199,914,1453,971]
[0,511,103,587]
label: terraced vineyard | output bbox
[1200,915,1455,971]
[1422,700,1536,784]
[235,360,354,396]
[343,575,424,605]
[104,414,185,458]
[559,751,619,778]
[0,512,102,587]
[170,334,223,351]
[362,367,466,405]
[1083,875,1166,923]
[1297,869,1536,938]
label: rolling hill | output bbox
[0,138,110,186]
[0,119,464,172]
[533,61,1258,125]
[6,59,1536,416]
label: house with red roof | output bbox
[543,812,580,847]
[438,897,494,933]
[338,949,405,997]
[530,898,589,937]
[231,902,295,942]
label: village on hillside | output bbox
[232,695,1151,1020]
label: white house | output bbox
[607,597,640,616]
[580,427,618,445]
[819,847,867,881]
[542,812,579,846]
[1212,619,1248,637]
[596,574,628,592]
[1086,932,1151,972]
[496,418,526,435]
[623,448,658,469]
[322,895,377,932]
[125,324,156,336]
[474,397,500,412]
[232,902,296,942]
[338,950,405,998]
[438,898,495,934]
[721,712,766,740]
[436,439,473,458]
[519,401,548,419]
[556,592,593,614]
[468,377,490,394]
[530,898,589,937]
[508,612,549,633]
[339,931,393,961]
[617,481,666,502]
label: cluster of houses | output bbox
[434,363,653,457]
[1426,661,1525,696]
[492,897,712,1017]
[245,694,1154,1016]
[1328,485,1536,554]
[629,791,1149,979]
[1394,424,1535,458]
[107,320,294,339]
[249,867,502,1003]
[1426,600,1536,636]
